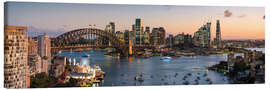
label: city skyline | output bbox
[5,2,265,40]
[4,2,265,88]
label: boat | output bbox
[134,75,144,82]
[82,53,90,57]
[143,52,153,58]
[203,73,207,77]
[192,66,201,70]
[161,56,172,60]
[206,78,211,82]
[183,81,189,85]
[182,78,186,80]
[196,77,200,80]
[104,54,112,58]
[187,73,192,76]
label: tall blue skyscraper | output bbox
[135,18,144,46]
[216,20,222,48]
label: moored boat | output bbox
[82,53,90,57]
[160,56,172,60]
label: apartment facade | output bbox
[4,25,28,88]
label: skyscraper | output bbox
[206,22,211,48]
[28,37,38,55]
[158,27,166,45]
[115,31,124,41]
[109,22,115,33]
[4,25,28,88]
[216,20,222,48]
[135,18,144,46]
[105,24,113,33]
[131,24,136,46]
[124,30,130,44]
[193,22,211,48]
[167,34,174,47]
[150,27,166,45]
[38,33,51,74]
[38,33,51,57]
[104,22,115,46]
[143,26,150,44]
[174,33,185,46]
[145,26,150,33]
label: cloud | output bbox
[224,10,232,17]
[237,14,246,18]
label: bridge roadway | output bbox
[51,44,159,55]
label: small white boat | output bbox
[82,53,90,57]
[161,56,172,60]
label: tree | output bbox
[30,72,57,88]
[67,78,79,87]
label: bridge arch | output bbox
[52,28,128,56]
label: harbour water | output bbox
[56,50,233,86]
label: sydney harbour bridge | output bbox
[51,27,156,56]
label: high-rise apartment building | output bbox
[105,22,115,33]
[41,57,49,74]
[193,22,211,48]
[150,27,166,45]
[28,37,38,55]
[135,18,144,46]
[4,25,28,88]
[143,26,150,44]
[215,20,222,48]
[38,33,51,57]
[151,28,159,45]
[145,26,150,33]
[115,31,124,41]
[28,54,42,76]
[124,30,130,44]
[37,33,51,74]
[166,34,174,47]
[109,22,115,33]
[104,22,116,46]
[158,27,166,45]
[174,33,192,48]
[206,22,211,47]
[105,24,113,32]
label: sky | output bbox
[5,2,265,40]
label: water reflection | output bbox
[56,50,230,86]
